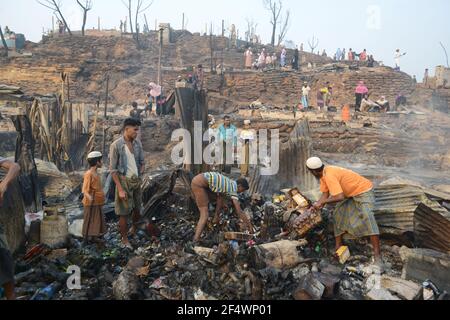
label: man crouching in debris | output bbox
[0,157,21,300]
[191,172,253,243]
[306,157,382,264]
[110,118,145,250]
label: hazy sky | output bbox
[1,0,449,77]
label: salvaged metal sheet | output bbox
[414,202,450,253]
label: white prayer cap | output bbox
[244,120,251,125]
[306,157,323,170]
[87,151,102,159]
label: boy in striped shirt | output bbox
[191,172,253,242]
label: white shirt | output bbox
[302,86,311,97]
[394,52,403,66]
[125,145,139,178]
[240,129,255,141]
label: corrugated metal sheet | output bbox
[373,185,426,234]
[373,184,450,253]
[414,202,450,254]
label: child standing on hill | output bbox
[82,151,106,244]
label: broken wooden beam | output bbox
[224,232,254,242]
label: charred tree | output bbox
[11,114,42,213]
[37,0,72,35]
[277,10,290,47]
[263,0,283,47]
[76,0,93,36]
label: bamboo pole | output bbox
[103,75,109,157]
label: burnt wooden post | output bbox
[11,114,42,213]
[158,27,164,86]
[103,74,109,158]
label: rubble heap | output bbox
[7,171,450,301]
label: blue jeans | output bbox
[301,96,309,108]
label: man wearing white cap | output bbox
[82,151,106,245]
[239,120,255,177]
[306,157,381,263]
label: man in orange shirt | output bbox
[306,157,381,263]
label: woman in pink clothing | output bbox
[355,81,369,112]
[359,49,367,61]
[348,48,354,61]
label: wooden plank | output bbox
[224,232,254,242]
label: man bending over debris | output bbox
[191,172,253,243]
[0,157,21,300]
[306,157,382,263]
[110,118,145,250]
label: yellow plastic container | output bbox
[336,246,351,264]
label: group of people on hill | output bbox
[333,48,375,66]
[245,47,300,71]
[298,81,335,112]
[244,44,409,75]
[298,79,409,114]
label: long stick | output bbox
[103,75,109,157]
[158,28,163,85]
[67,72,70,102]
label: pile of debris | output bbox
[8,172,450,301]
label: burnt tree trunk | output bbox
[81,10,88,36]
[11,114,42,213]
[128,0,134,34]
